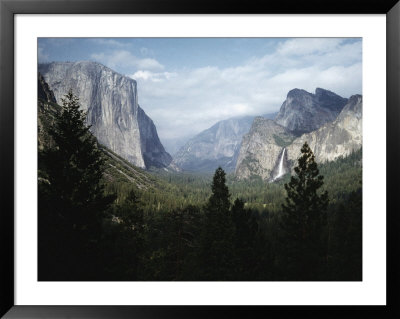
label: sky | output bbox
[38,38,362,153]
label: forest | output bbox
[38,91,362,281]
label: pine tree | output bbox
[199,167,235,280]
[38,89,115,280]
[206,167,231,213]
[281,142,329,280]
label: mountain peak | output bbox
[315,87,333,95]
[275,88,348,135]
[172,116,255,173]
[287,88,310,98]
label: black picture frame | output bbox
[1,0,399,318]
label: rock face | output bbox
[286,94,362,164]
[173,116,255,172]
[275,88,348,135]
[38,61,171,169]
[235,118,296,180]
[38,73,59,151]
[38,73,57,104]
[137,107,173,168]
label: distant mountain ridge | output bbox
[172,116,254,172]
[39,61,172,169]
[172,112,277,173]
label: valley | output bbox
[38,62,362,213]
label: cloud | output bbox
[130,70,177,82]
[90,50,164,72]
[132,39,362,142]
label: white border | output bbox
[15,14,386,305]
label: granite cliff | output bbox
[39,61,172,169]
[235,118,296,180]
[274,88,348,135]
[286,94,362,165]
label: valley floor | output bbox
[38,149,362,281]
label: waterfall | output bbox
[277,148,286,178]
[272,148,286,181]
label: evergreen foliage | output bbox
[199,167,236,280]
[327,186,362,280]
[104,190,145,280]
[231,198,258,279]
[38,90,115,280]
[207,167,231,214]
[281,142,329,280]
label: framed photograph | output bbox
[1,0,399,318]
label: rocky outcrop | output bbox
[38,73,57,103]
[172,116,255,172]
[137,106,172,168]
[286,94,362,164]
[275,88,348,135]
[38,73,60,151]
[235,117,296,180]
[38,61,171,169]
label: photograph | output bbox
[37,37,362,282]
[2,1,399,316]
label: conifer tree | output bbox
[38,89,115,280]
[199,167,235,280]
[206,167,231,214]
[281,142,329,280]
